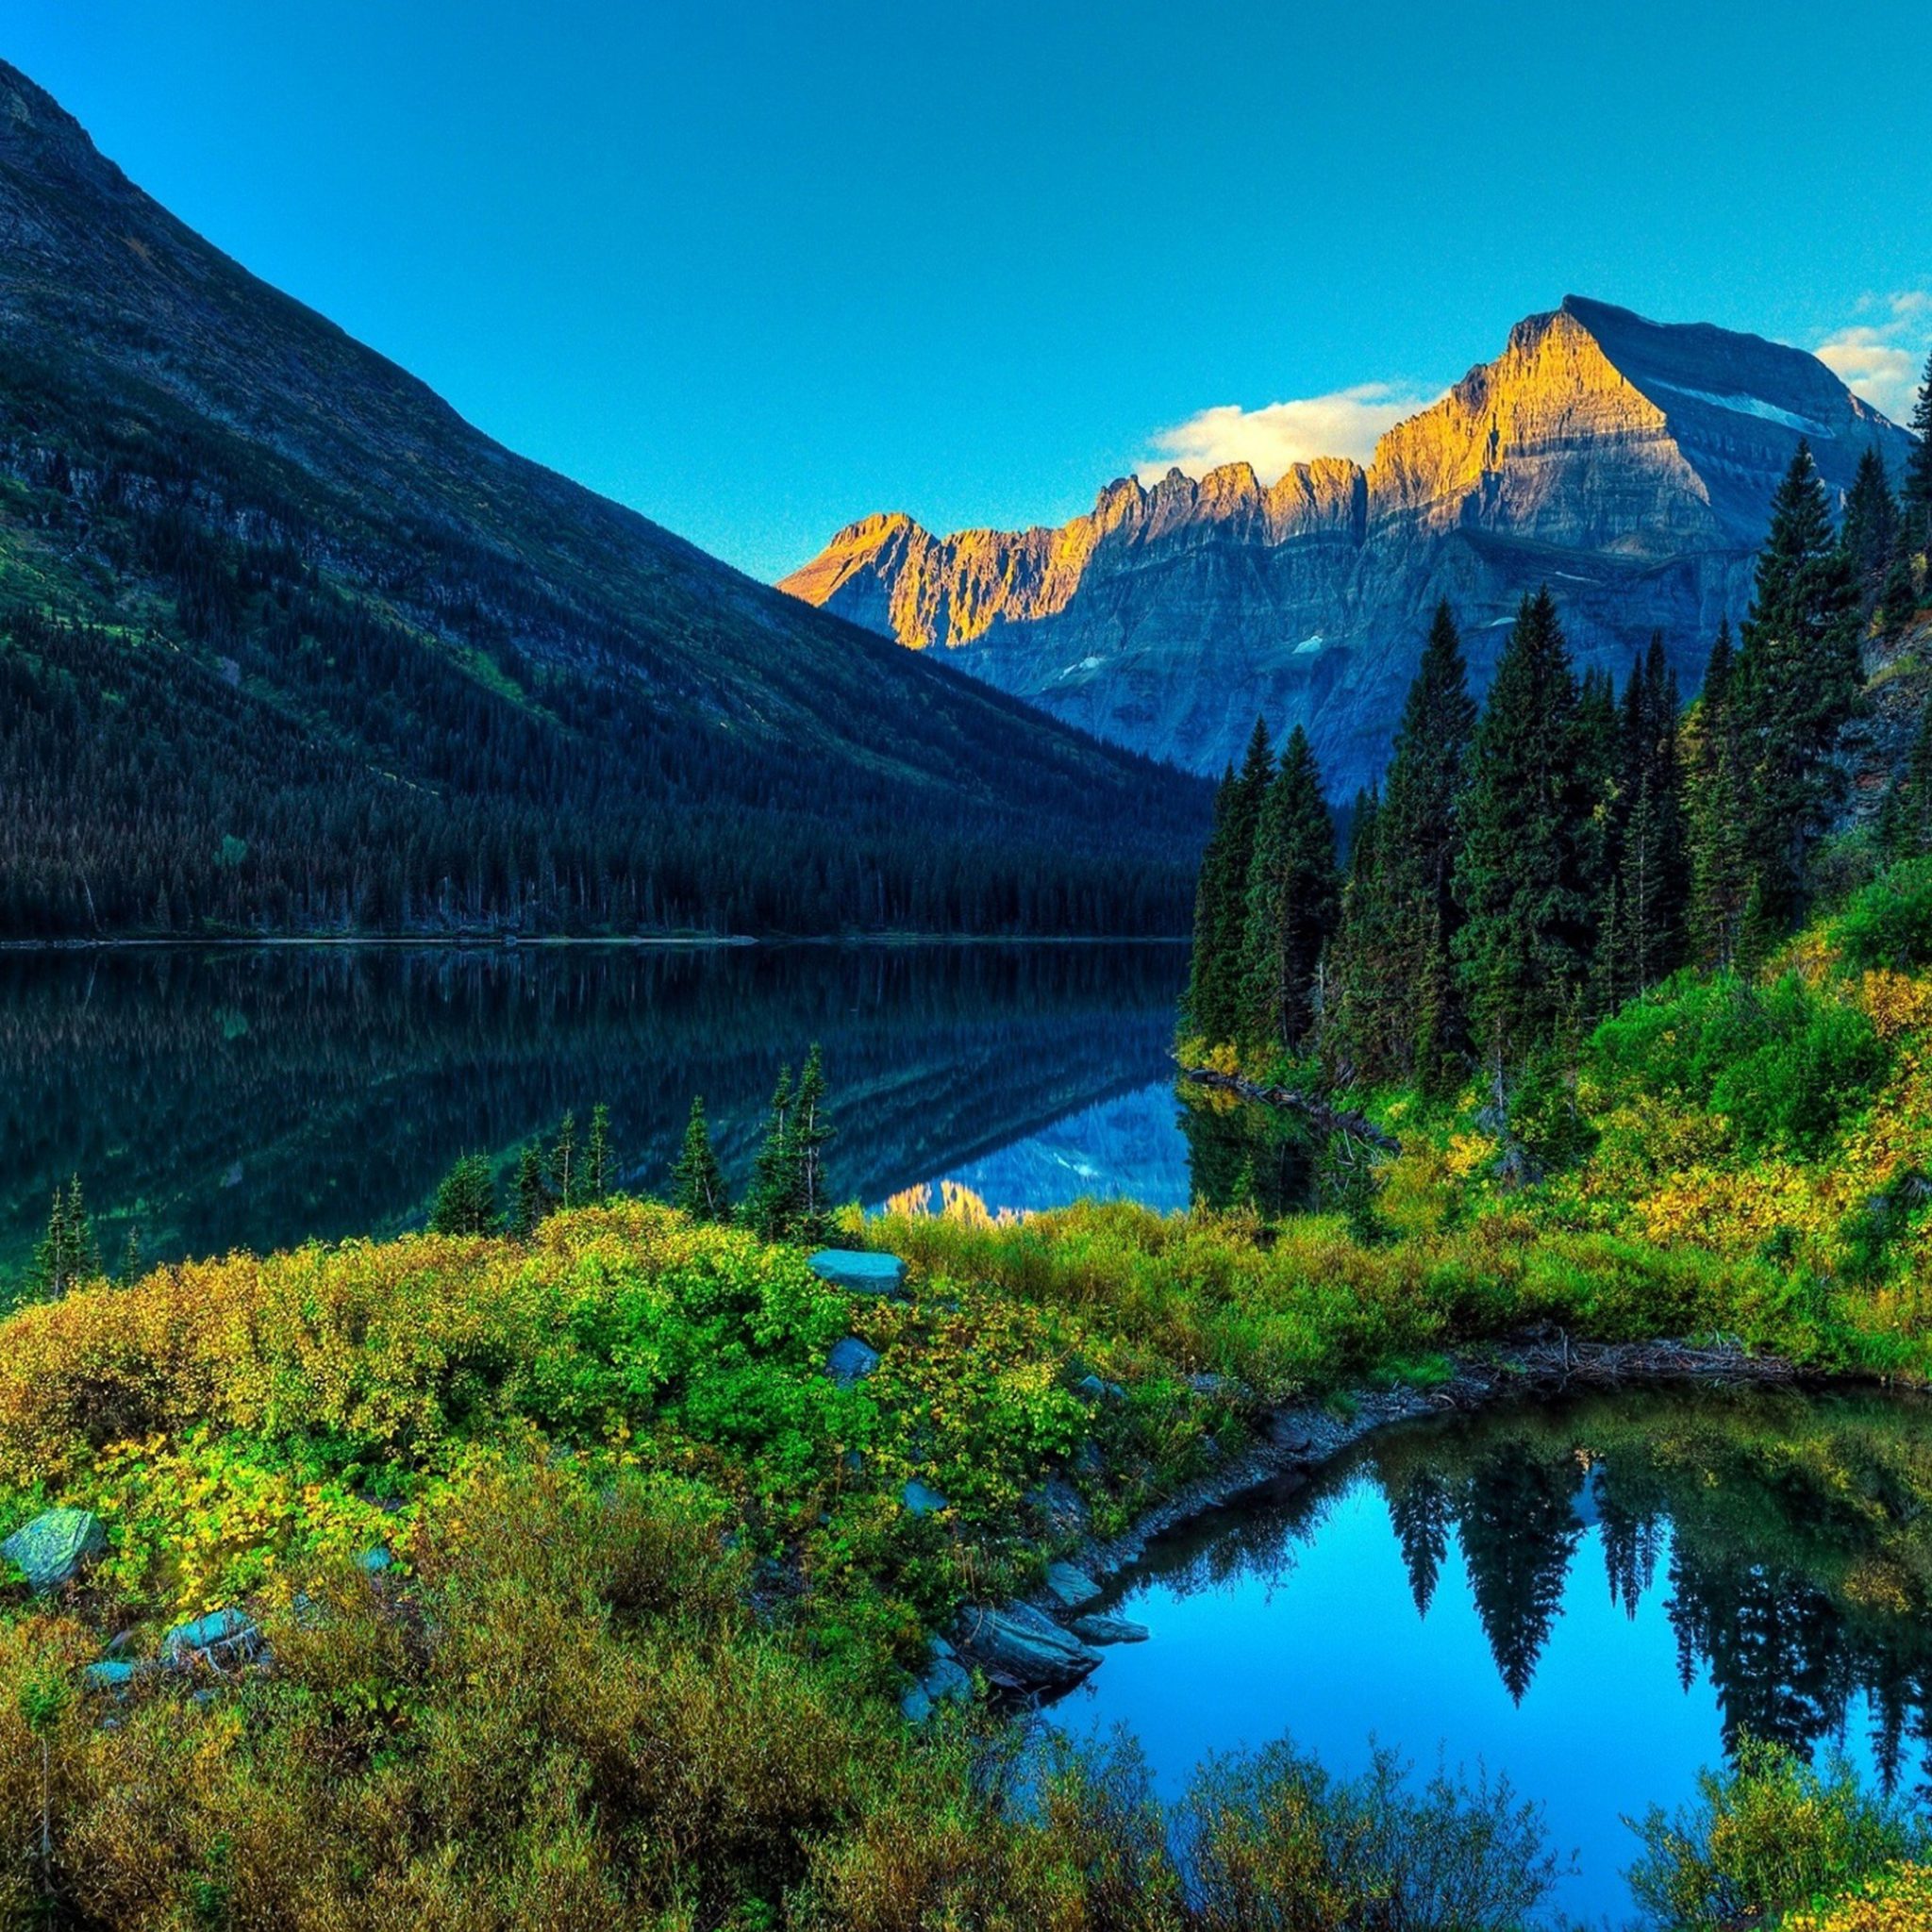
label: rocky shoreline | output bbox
[948,1331,1809,1702]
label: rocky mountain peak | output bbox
[782,300,1917,796]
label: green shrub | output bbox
[1624,1736,1929,1929]
[1837,857,1932,972]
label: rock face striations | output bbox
[782,300,1917,793]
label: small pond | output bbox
[1049,1386,1932,1925]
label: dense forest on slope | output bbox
[0,62,1207,939]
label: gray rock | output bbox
[955,1602,1101,1693]
[1074,1440,1106,1477]
[82,1658,144,1691]
[357,1545,392,1574]
[899,1684,934,1724]
[825,1336,881,1387]
[2,1507,105,1592]
[808,1250,907,1297]
[1024,1474,1090,1531]
[1070,1613,1151,1645]
[901,1478,948,1517]
[1072,1373,1124,1404]
[1042,1560,1102,1611]
[162,1607,260,1670]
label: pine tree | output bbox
[1840,445,1898,608]
[1902,350,1932,560]
[790,1045,836,1238]
[1363,600,1478,1091]
[26,1176,99,1300]
[428,1153,501,1236]
[584,1102,614,1205]
[551,1111,578,1209]
[1453,589,1599,1076]
[1879,700,1932,863]
[1734,442,1861,941]
[1237,725,1340,1057]
[1182,720,1274,1045]
[1326,788,1389,1079]
[670,1096,730,1223]
[1604,636,1688,1001]
[118,1223,143,1285]
[745,1064,798,1240]
[509,1141,555,1238]
[1685,625,1754,972]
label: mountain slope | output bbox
[783,299,1917,793]
[0,60,1207,938]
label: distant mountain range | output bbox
[783,298,1918,794]
[0,61,1206,939]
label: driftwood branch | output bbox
[1174,1061,1402,1154]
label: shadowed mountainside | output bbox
[0,60,1208,938]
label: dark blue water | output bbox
[0,941,1191,1282]
[1051,1391,1932,1926]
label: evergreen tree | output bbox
[1734,442,1861,941]
[1457,1448,1584,1705]
[551,1111,578,1209]
[26,1176,100,1300]
[670,1096,730,1223]
[428,1153,501,1236]
[509,1141,555,1238]
[1605,636,1688,1001]
[1902,350,1932,560]
[1685,625,1754,972]
[1387,1468,1455,1618]
[1326,787,1390,1079]
[1878,700,1932,863]
[745,1065,799,1240]
[1182,720,1274,1045]
[1840,445,1897,607]
[118,1222,144,1286]
[791,1044,836,1239]
[584,1102,614,1205]
[1359,600,1478,1091]
[1453,589,1599,1076]
[1237,726,1340,1056]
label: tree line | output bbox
[1183,383,1932,1094]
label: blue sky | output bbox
[8,2,1928,582]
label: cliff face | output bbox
[781,298,1918,792]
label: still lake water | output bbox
[1051,1387,1932,1926]
[0,940,1191,1280]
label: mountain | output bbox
[782,298,1918,794]
[0,61,1207,939]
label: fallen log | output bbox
[1174,1061,1402,1154]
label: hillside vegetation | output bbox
[0,61,1205,940]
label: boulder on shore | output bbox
[825,1337,881,1387]
[2,1507,105,1592]
[955,1601,1101,1693]
[1071,1612,1151,1645]
[808,1250,907,1297]
[1042,1560,1102,1610]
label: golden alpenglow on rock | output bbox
[782,298,1916,795]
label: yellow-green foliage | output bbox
[1780,1864,1932,1931]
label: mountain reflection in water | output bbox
[0,941,1188,1278]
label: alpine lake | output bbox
[4,940,1927,1924]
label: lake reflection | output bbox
[0,941,1189,1280]
[1052,1388,1932,1925]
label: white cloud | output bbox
[1139,381,1439,484]
[1815,290,1930,425]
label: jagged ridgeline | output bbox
[0,62,1208,940]
[787,300,1919,797]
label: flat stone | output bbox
[357,1545,392,1574]
[901,1478,948,1517]
[1024,1474,1090,1531]
[1071,1612,1151,1645]
[2,1507,105,1592]
[163,1607,259,1667]
[808,1250,907,1296]
[955,1601,1101,1693]
[82,1658,143,1690]
[824,1336,881,1387]
[921,1655,973,1705]
[1042,1560,1102,1610]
